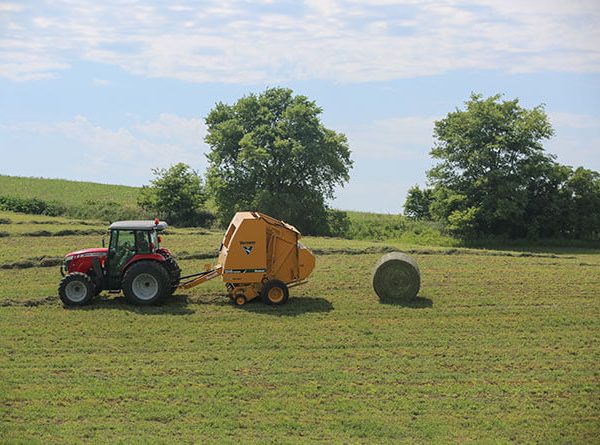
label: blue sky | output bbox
[1,0,599,213]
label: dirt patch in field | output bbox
[311,246,576,259]
[172,246,577,262]
[20,229,104,237]
[178,251,219,260]
[0,296,58,307]
[15,220,66,225]
[13,220,103,226]
[0,256,62,270]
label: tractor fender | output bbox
[121,254,166,274]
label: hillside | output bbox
[0,175,452,245]
[0,174,140,206]
[0,174,147,221]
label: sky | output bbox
[1,0,599,214]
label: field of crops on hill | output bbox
[0,210,598,443]
[0,175,140,207]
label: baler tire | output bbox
[261,280,289,305]
[122,261,170,305]
[234,294,247,306]
[59,272,95,307]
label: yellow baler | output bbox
[179,212,315,306]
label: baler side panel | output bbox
[266,227,299,283]
[221,216,267,283]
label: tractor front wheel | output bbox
[59,273,95,306]
[261,279,289,305]
[123,261,170,305]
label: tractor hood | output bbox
[64,247,108,260]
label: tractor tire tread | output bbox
[162,255,181,295]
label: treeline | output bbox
[3,90,598,243]
[404,94,600,241]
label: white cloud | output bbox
[0,2,24,12]
[546,111,600,170]
[92,78,110,86]
[346,116,437,160]
[549,111,600,130]
[0,0,598,83]
[4,114,210,182]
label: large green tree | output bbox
[204,87,353,234]
[138,163,211,227]
[425,93,557,238]
[406,93,600,240]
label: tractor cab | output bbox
[105,220,167,289]
[59,219,180,306]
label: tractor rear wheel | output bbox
[261,279,289,305]
[163,256,181,295]
[59,273,95,306]
[122,261,170,305]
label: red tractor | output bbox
[59,220,180,306]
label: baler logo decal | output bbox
[242,245,253,255]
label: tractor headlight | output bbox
[61,255,73,276]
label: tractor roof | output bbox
[109,220,168,231]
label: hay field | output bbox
[0,210,598,443]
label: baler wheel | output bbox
[59,272,95,306]
[234,294,247,306]
[261,280,289,305]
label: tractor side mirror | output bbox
[102,237,106,248]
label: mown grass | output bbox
[0,210,598,443]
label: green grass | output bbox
[0,175,147,222]
[345,210,457,246]
[0,210,598,443]
[0,175,140,207]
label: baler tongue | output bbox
[178,266,223,290]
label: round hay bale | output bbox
[372,252,420,301]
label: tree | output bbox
[564,167,600,239]
[425,93,556,238]
[138,163,211,227]
[204,87,353,235]
[403,185,433,219]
